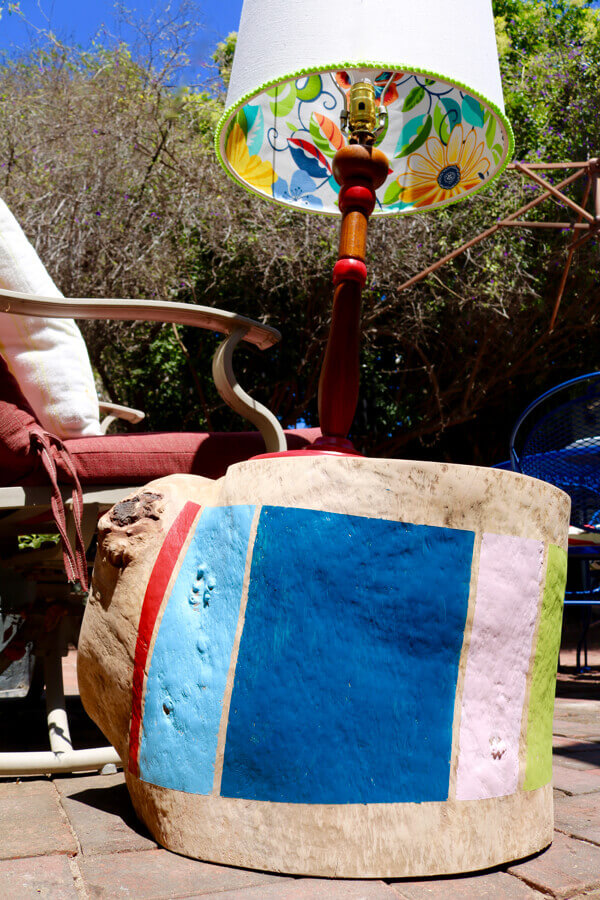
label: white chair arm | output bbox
[0,289,280,350]
[213,328,286,454]
[0,288,285,448]
[98,402,146,434]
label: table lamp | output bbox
[78,0,570,880]
[216,0,514,450]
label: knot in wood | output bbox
[110,492,163,527]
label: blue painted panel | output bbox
[221,506,474,804]
[139,505,254,794]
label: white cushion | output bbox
[0,198,101,438]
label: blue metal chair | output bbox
[510,372,600,671]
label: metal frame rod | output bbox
[513,163,596,223]
[397,168,586,294]
[0,747,121,776]
[499,221,590,229]
[44,652,73,756]
[549,175,594,332]
[507,161,591,170]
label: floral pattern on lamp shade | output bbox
[219,68,511,216]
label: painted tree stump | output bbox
[78,456,569,877]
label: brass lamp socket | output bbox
[348,80,378,145]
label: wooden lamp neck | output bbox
[314,144,389,453]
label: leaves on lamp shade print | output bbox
[433,98,462,146]
[485,110,497,147]
[266,82,297,118]
[383,179,403,206]
[310,112,345,159]
[462,95,485,129]
[395,114,433,159]
[287,137,331,180]
[225,70,506,213]
[374,71,404,107]
[491,142,504,164]
[236,104,264,157]
[296,74,323,102]
[402,84,426,112]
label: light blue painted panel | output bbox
[139,504,254,793]
[221,506,474,804]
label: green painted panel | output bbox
[523,544,567,791]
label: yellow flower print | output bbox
[398,125,490,208]
[226,122,278,192]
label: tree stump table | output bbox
[78,456,569,877]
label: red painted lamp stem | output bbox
[254,145,390,463]
[314,144,390,454]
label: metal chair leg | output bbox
[574,559,594,673]
[577,605,593,673]
[44,651,73,755]
[0,637,121,776]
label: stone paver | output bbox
[389,872,540,899]
[54,772,158,855]
[78,848,288,898]
[552,740,600,771]
[0,779,77,859]
[553,792,600,846]
[62,646,79,696]
[553,698,600,742]
[507,831,600,899]
[0,855,78,899]
[186,881,398,900]
[552,735,600,750]
[553,720,600,741]
[553,763,600,795]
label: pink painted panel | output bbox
[455,533,544,801]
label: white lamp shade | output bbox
[216,0,513,216]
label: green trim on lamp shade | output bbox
[215,61,515,217]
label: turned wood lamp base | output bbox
[316,144,389,453]
[257,143,389,460]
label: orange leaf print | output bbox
[314,113,345,152]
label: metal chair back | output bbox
[510,372,600,530]
[509,373,600,670]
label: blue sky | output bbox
[0,1,244,83]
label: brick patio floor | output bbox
[2,645,600,899]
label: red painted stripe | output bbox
[128,501,201,776]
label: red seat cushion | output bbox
[52,427,322,485]
[0,350,321,486]
[0,353,44,484]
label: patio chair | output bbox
[509,372,600,670]
[0,288,320,776]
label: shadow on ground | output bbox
[65,778,154,841]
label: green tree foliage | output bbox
[212,32,237,91]
[1,3,599,462]
[495,0,600,160]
